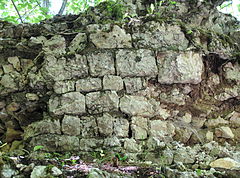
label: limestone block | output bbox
[157,51,204,84]
[103,75,123,91]
[96,113,114,137]
[114,118,129,138]
[89,25,132,48]
[62,115,81,136]
[132,22,188,50]
[205,117,229,128]
[229,112,240,127]
[79,138,103,151]
[49,92,86,115]
[43,35,66,56]
[80,116,98,137]
[76,78,102,92]
[131,116,148,140]
[87,51,115,77]
[41,54,88,81]
[223,62,240,83]
[116,49,158,77]
[24,120,61,140]
[215,126,234,139]
[0,74,17,89]
[214,86,240,101]
[124,138,141,153]
[120,95,155,117]
[210,158,240,169]
[123,77,144,93]
[8,56,21,71]
[54,80,75,94]
[68,33,87,53]
[150,120,175,139]
[103,136,121,148]
[29,134,79,151]
[86,91,119,114]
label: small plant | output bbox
[115,153,128,162]
[33,145,44,151]
[196,169,203,176]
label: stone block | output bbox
[86,91,119,114]
[62,115,81,136]
[76,78,102,92]
[49,92,86,115]
[96,113,114,137]
[103,75,123,91]
[54,80,75,94]
[131,116,148,140]
[150,120,175,139]
[116,49,158,77]
[123,77,144,93]
[87,51,115,77]
[114,118,129,138]
[157,51,204,84]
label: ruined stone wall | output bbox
[0,1,240,160]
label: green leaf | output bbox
[33,145,44,151]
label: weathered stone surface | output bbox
[147,137,166,151]
[103,75,123,91]
[0,74,17,89]
[223,62,240,83]
[157,51,204,84]
[229,112,240,127]
[174,148,196,164]
[80,116,98,137]
[159,88,186,105]
[62,115,81,136]
[90,25,132,48]
[103,136,121,148]
[68,33,87,53]
[206,131,214,142]
[215,126,234,139]
[86,91,119,114]
[113,118,129,138]
[24,119,61,140]
[76,78,102,92]
[116,49,158,77]
[124,138,141,153]
[31,166,47,178]
[215,86,240,101]
[5,128,23,142]
[43,35,66,56]
[96,113,114,137]
[131,116,148,140]
[79,138,103,151]
[120,95,155,117]
[53,80,75,94]
[150,120,175,139]
[29,134,79,151]
[2,64,14,73]
[49,92,86,115]
[132,22,188,50]
[210,158,240,169]
[123,77,144,94]
[205,117,229,128]
[26,93,39,101]
[87,51,115,77]
[8,56,21,72]
[41,54,88,81]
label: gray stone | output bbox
[41,54,88,81]
[113,118,129,138]
[124,138,141,153]
[86,91,119,114]
[159,88,186,105]
[51,166,62,176]
[229,112,240,127]
[43,35,66,56]
[80,116,98,137]
[103,136,121,148]
[96,113,114,136]
[24,119,61,140]
[210,158,240,169]
[62,115,81,136]
[29,134,79,151]
[87,51,115,77]
[131,116,148,140]
[215,126,234,139]
[205,117,229,128]
[2,64,14,73]
[150,120,175,139]
[89,25,132,48]
[123,77,144,93]
[120,95,155,117]
[147,137,166,151]
[214,86,240,101]
[30,166,47,178]
[8,56,21,72]
[1,164,17,178]
[68,33,87,53]
[0,74,17,89]
[116,49,158,77]
[132,22,188,50]
[26,93,39,101]
[53,80,75,94]
[29,36,47,46]
[103,75,123,91]
[157,51,204,84]
[76,78,102,92]
[174,148,196,164]
[223,62,240,83]
[49,92,86,115]
[79,138,103,151]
